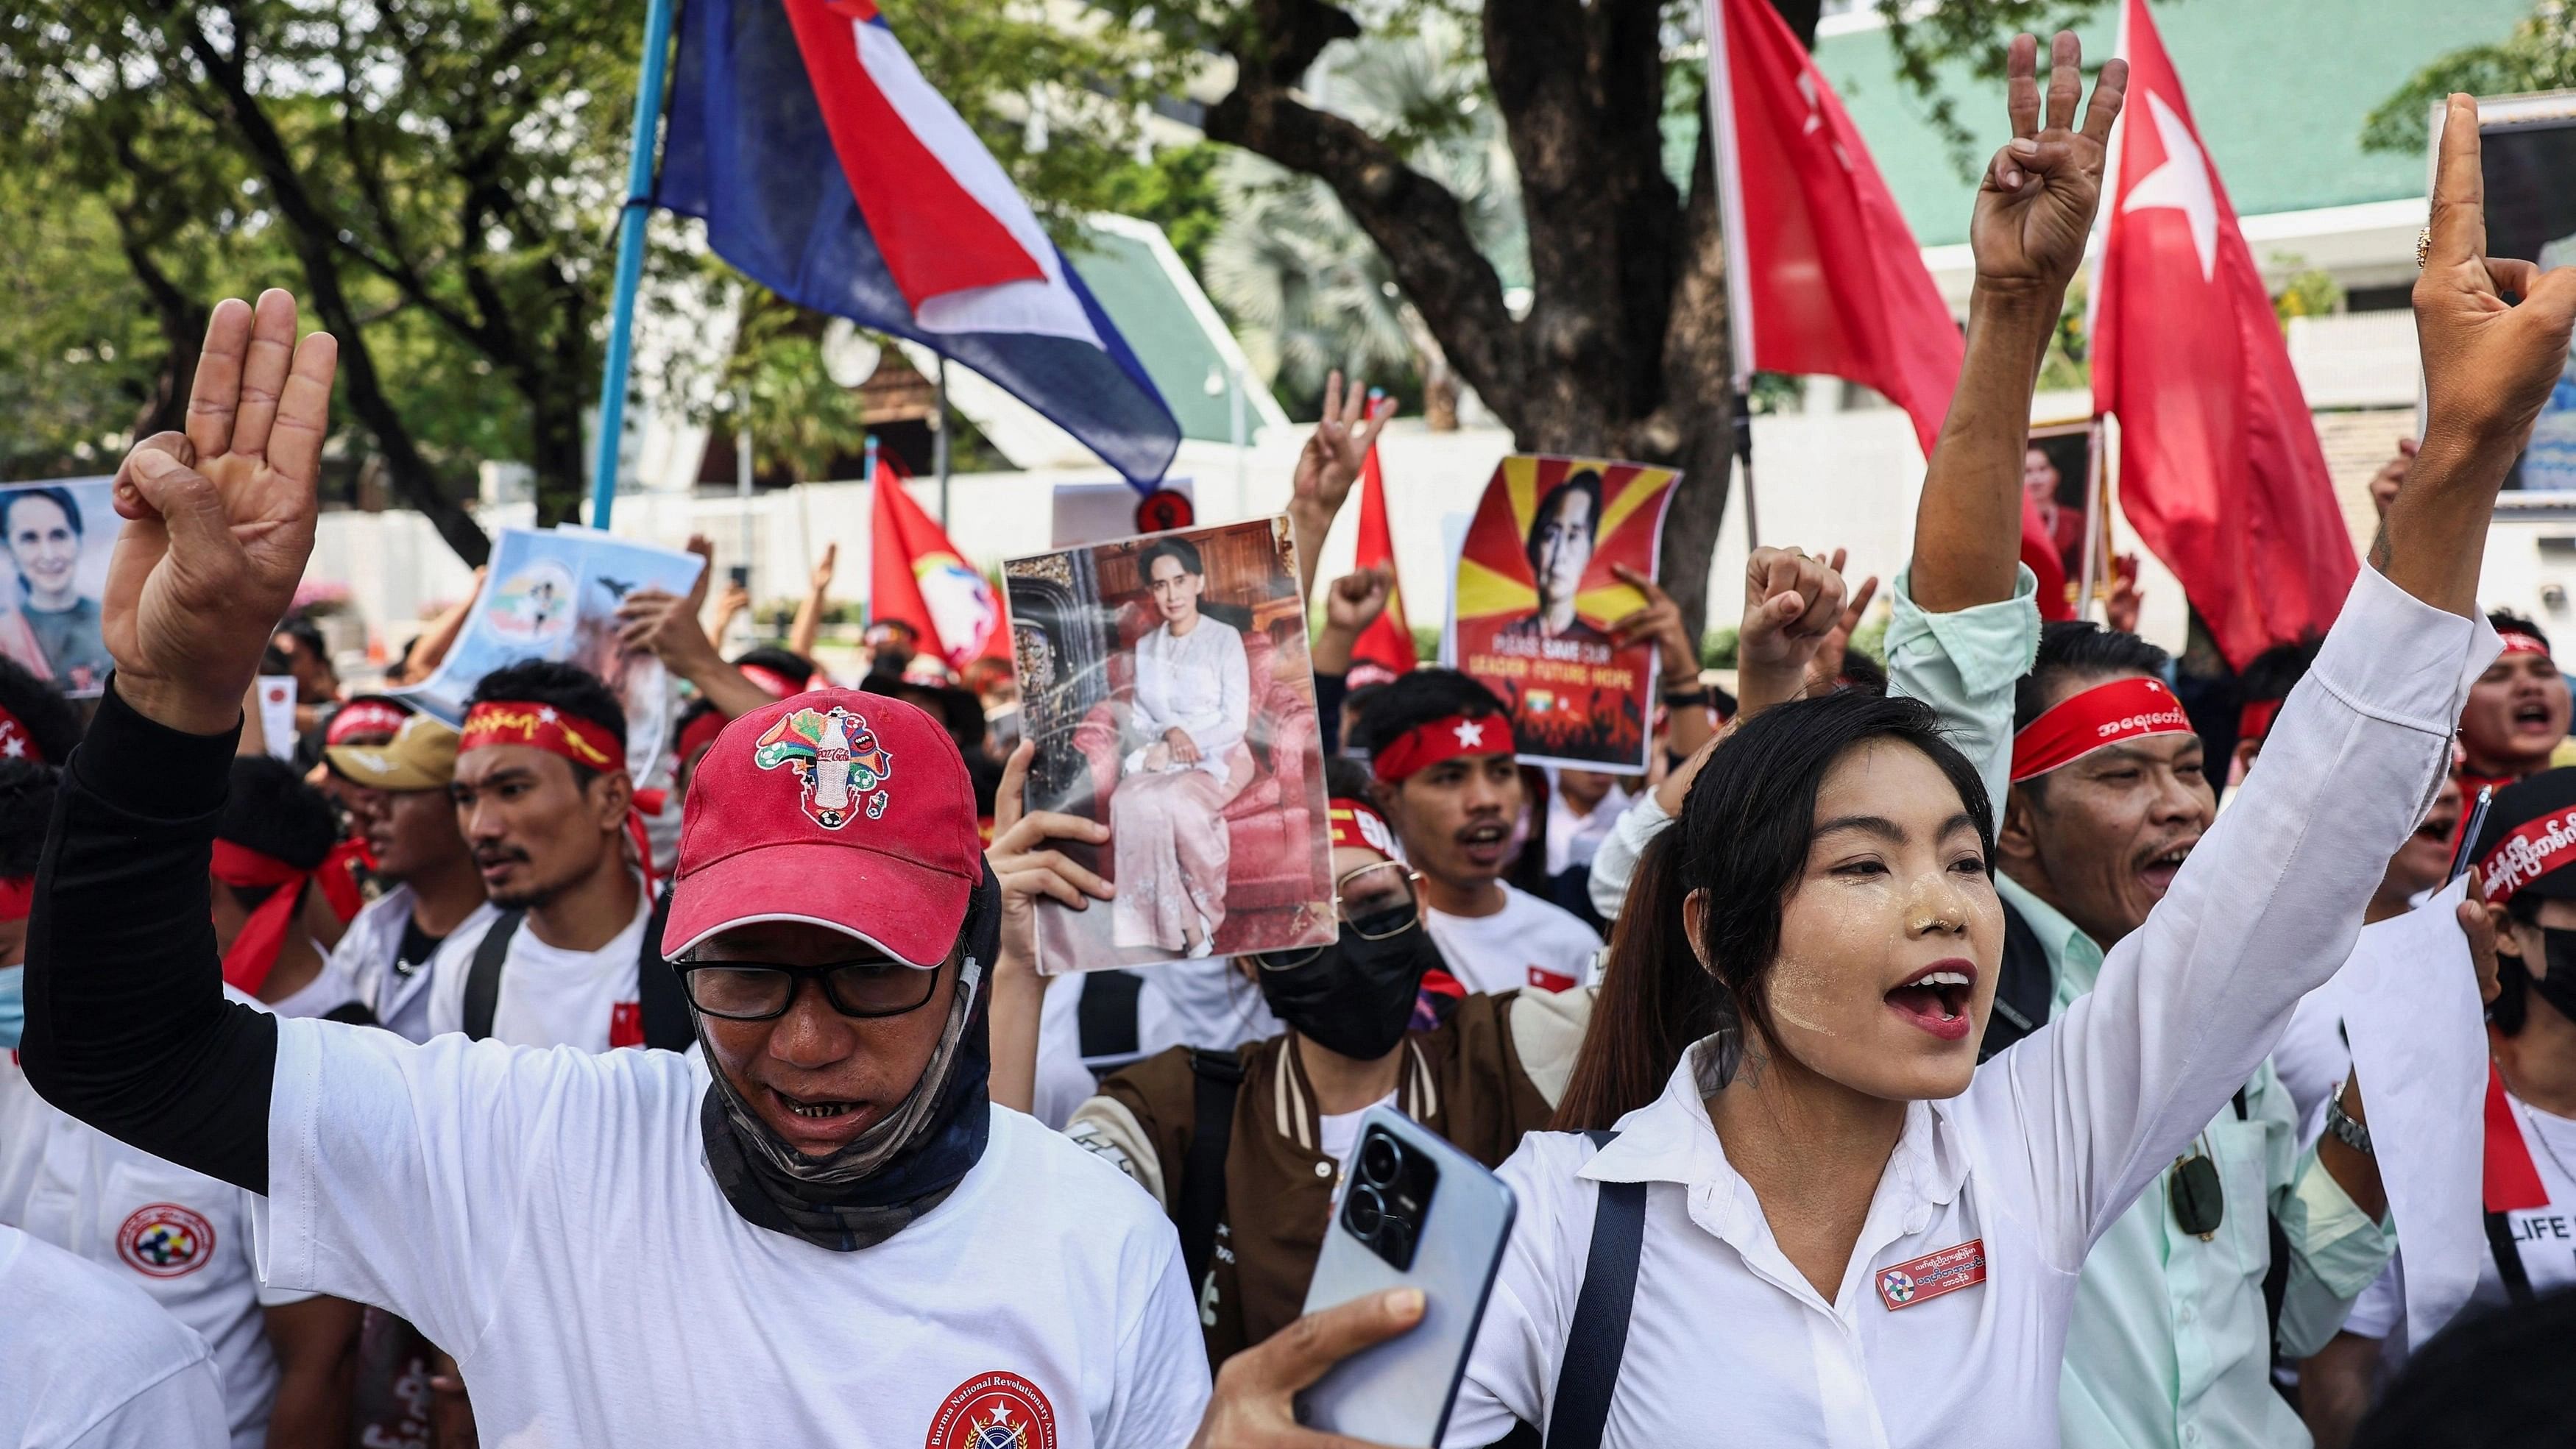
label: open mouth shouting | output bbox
[1456,819,1512,870]
[2135,837,2196,900]
[2512,697,2559,739]
[1886,961,1976,1042]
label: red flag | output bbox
[2485,1063,2551,1213]
[1708,0,1960,458]
[1709,0,2062,598]
[868,458,1007,670]
[1348,444,1416,686]
[2092,0,2355,667]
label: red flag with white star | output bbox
[1347,442,1416,687]
[2091,0,2354,667]
[1708,0,2067,613]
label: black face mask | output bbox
[1256,924,1442,1060]
[2505,924,2576,1024]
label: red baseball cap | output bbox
[661,689,983,967]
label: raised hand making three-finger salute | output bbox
[107,291,339,736]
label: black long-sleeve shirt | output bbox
[23,683,276,1191]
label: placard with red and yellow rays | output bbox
[1444,454,1680,773]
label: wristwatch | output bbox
[2326,1078,2374,1158]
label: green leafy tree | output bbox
[1100,0,2115,631]
[2362,1,2576,155]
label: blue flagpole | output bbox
[589,0,682,530]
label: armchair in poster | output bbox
[392,525,704,784]
[1005,515,1334,974]
[0,477,116,697]
[1444,454,1680,773]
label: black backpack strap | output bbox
[636,885,693,1052]
[2229,1086,2295,1362]
[1177,1048,1244,1291]
[1978,899,2053,1063]
[2486,1209,2538,1308]
[1541,1130,1646,1449]
[1079,970,1146,1079]
[462,910,526,1042]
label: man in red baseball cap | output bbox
[22,291,1207,1443]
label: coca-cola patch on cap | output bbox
[662,688,983,966]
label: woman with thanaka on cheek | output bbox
[1398,39,2566,1449]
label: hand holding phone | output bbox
[1294,1109,1515,1448]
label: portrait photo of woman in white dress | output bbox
[1112,536,1251,957]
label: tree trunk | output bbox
[174,24,493,566]
[526,384,591,528]
[1208,0,1751,639]
[117,234,206,444]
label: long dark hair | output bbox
[1552,690,1992,1130]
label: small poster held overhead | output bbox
[392,525,703,784]
[0,478,116,696]
[1446,455,1679,773]
[1005,516,1334,974]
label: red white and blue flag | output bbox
[657,0,1179,487]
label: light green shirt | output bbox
[1887,566,2396,1449]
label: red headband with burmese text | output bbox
[2009,676,2193,784]
[1370,714,1510,784]
[461,701,655,891]
[460,701,628,775]
[1328,798,1398,858]
[2499,630,2551,659]
[325,701,411,746]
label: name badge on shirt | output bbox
[1526,966,1577,992]
[1875,1238,1986,1311]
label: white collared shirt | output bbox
[2,992,316,1449]
[1441,565,2493,1448]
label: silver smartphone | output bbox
[1295,1106,1517,1448]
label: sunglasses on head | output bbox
[1252,861,1424,971]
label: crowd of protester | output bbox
[7,40,2576,1449]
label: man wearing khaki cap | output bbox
[324,706,492,1042]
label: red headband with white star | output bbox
[0,703,38,763]
[1372,713,1510,783]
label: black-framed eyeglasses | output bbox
[676,957,941,1020]
[1253,861,1423,970]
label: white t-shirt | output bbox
[0,1224,229,1449]
[1030,960,1281,1129]
[1318,1091,1397,1169]
[1423,885,1602,996]
[1,1042,311,1449]
[254,1018,1211,1445]
[330,887,500,1044]
[424,881,649,1050]
[2346,1091,2576,1347]
[259,943,358,1021]
[1543,777,1630,878]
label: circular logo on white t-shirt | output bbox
[925,1370,1058,1449]
[1879,1267,1916,1305]
[118,1202,216,1278]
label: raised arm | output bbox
[788,542,837,659]
[21,291,338,1191]
[1287,373,1390,597]
[984,741,1112,1112]
[1909,32,2120,613]
[616,535,781,722]
[396,566,484,685]
[1987,93,2576,1263]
